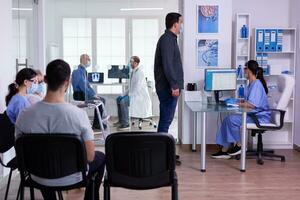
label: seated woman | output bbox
[6,68,37,124]
[211,60,271,159]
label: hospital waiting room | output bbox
[1,0,300,199]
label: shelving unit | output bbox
[234,13,250,98]
[252,28,297,149]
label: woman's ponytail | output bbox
[5,83,19,106]
[256,67,268,94]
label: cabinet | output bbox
[252,28,296,149]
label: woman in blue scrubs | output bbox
[6,68,37,124]
[212,60,271,159]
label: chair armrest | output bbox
[248,109,285,130]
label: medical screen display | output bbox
[204,69,237,91]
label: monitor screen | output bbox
[108,65,129,79]
[88,72,104,83]
[204,69,237,91]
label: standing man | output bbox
[154,13,184,164]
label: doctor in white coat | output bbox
[115,56,152,130]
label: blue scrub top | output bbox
[6,94,30,124]
[71,65,96,99]
[246,79,271,123]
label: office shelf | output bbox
[253,27,297,147]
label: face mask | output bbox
[180,23,184,33]
[27,82,39,94]
[85,61,91,68]
[36,83,45,94]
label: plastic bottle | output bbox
[238,85,245,99]
[240,25,248,38]
[237,65,242,78]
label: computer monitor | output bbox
[204,68,237,103]
[108,65,130,83]
[88,72,104,83]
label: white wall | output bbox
[0,0,16,179]
[181,0,232,144]
[232,0,290,28]
[290,0,300,147]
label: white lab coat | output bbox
[128,67,152,118]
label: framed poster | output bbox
[197,39,218,67]
[198,5,219,33]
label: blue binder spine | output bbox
[256,29,264,52]
[276,29,283,52]
[264,29,271,51]
[270,29,277,52]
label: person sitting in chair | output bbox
[15,59,105,200]
[211,60,271,159]
[72,54,107,129]
[114,56,152,130]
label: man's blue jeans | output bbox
[116,95,130,126]
[156,88,178,133]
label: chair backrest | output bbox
[105,132,176,189]
[0,111,15,153]
[271,75,295,125]
[15,134,87,182]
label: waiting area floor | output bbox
[1,147,300,200]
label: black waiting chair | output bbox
[104,132,178,200]
[15,134,97,200]
[0,111,18,200]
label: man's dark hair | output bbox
[165,12,182,29]
[45,59,71,91]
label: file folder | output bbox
[276,29,283,51]
[262,53,268,66]
[264,29,271,51]
[256,29,264,52]
[256,53,263,66]
[269,29,277,51]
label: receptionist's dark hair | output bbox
[245,60,268,94]
[45,59,71,91]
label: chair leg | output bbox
[103,180,110,200]
[91,176,96,200]
[20,182,25,200]
[4,169,13,200]
[57,191,64,200]
[262,152,286,162]
[247,149,274,154]
[257,152,264,165]
[29,187,35,200]
[172,178,178,200]
[16,180,22,200]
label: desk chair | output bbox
[131,81,157,130]
[246,75,294,165]
[104,132,178,200]
[0,111,18,200]
[15,134,97,200]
